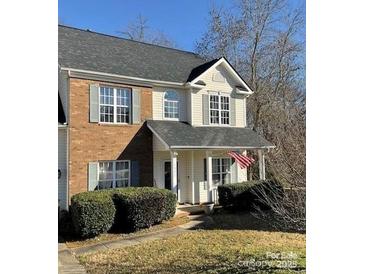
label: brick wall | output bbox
[68,78,153,202]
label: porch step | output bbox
[174,209,190,218]
[175,204,205,216]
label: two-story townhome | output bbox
[58,25,274,210]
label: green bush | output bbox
[218,180,284,211]
[70,191,116,238]
[70,187,177,237]
[112,187,177,231]
[59,209,75,236]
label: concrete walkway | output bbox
[58,215,214,273]
[72,214,213,255]
[58,243,87,274]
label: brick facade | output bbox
[68,78,153,202]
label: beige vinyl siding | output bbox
[152,87,188,121]
[237,150,248,182]
[153,151,167,189]
[191,64,247,127]
[152,135,168,151]
[58,128,68,209]
[186,90,192,124]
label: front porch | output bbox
[147,120,274,204]
[153,148,268,204]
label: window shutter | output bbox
[132,88,141,124]
[130,160,140,186]
[89,84,99,123]
[204,158,207,181]
[230,96,236,126]
[88,162,99,191]
[202,94,209,125]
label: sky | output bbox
[59,0,304,52]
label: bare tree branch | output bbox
[196,0,305,232]
[117,14,177,48]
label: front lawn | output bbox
[78,213,306,273]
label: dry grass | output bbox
[78,213,306,273]
[65,216,189,249]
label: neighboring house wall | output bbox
[68,77,153,202]
[152,87,187,121]
[191,64,247,127]
[59,70,69,121]
[58,127,68,209]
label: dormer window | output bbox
[164,90,179,119]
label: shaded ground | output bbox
[78,212,306,274]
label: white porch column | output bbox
[206,150,213,202]
[258,150,266,180]
[191,151,195,204]
[170,151,178,200]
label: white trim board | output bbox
[62,67,186,88]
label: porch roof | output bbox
[147,120,275,150]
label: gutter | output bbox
[184,82,205,90]
[61,67,186,88]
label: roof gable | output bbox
[189,57,253,93]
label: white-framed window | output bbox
[97,160,130,189]
[209,94,230,125]
[100,86,131,123]
[164,90,179,119]
[212,158,231,185]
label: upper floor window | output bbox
[164,90,179,119]
[209,94,230,125]
[98,160,130,189]
[100,86,131,123]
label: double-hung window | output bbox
[209,94,230,125]
[164,90,179,119]
[212,158,231,185]
[97,160,130,190]
[100,86,131,123]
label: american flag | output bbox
[227,151,255,169]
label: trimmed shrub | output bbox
[70,191,116,238]
[70,187,177,237]
[58,209,75,236]
[218,180,284,211]
[112,187,177,231]
[161,188,177,220]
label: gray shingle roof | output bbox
[58,25,207,83]
[147,120,274,149]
